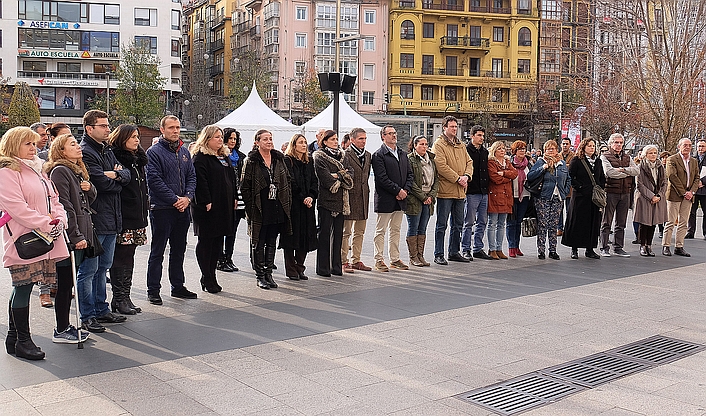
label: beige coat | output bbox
[430,135,473,199]
[665,154,699,201]
[342,146,371,220]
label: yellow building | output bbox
[388,0,539,139]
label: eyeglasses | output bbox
[90,124,111,129]
[385,131,397,135]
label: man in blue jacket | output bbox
[145,115,197,305]
[79,110,130,333]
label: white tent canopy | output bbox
[302,95,383,142]
[215,82,302,149]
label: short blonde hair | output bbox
[0,126,39,158]
[191,124,227,156]
[488,140,506,160]
[543,140,558,152]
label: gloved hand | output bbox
[49,221,64,240]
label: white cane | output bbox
[63,230,84,349]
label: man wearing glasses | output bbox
[30,122,51,161]
[78,110,130,333]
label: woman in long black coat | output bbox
[191,125,236,293]
[281,134,318,280]
[562,138,606,259]
[109,125,149,314]
[218,128,246,272]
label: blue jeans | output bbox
[434,198,465,257]
[461,193,488,253]
[487,213,508,251]
[507,196,531,249]
[76,233,116,321]
[407,204,431,237]
[146,209,191,295]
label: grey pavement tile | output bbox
[81,367,178,402]
[0,396,42,416]
[195,348,255,365]
[142,357,217,381]
[304,366,383,392]
[521,396,616,416]
[435,396,495,415]
[196,386,282,415]
[334,348,413,374]
[32,394,129,416]
[598,408,648,416]
[243,405,305,416]
[297,338,376,360]
[166,371,249,398]
[117,392,212,416]
[264,348,343,375]
[0,388,23,403]
[272,385,359,415]
[389,400,478,416]
[343,381,429,414]
[209,355,284,379]
[650,381,706,408]
[315,404,385,416]
[14,378,99,407]
[238,369,314,396]
[579,384,706,416]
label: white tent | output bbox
[215,82,302,149]
[302,95,383,142]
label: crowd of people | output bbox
[1,111,704,362]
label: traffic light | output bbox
[384,93,390,103]
[455,103,460,112]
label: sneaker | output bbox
[53,325,90,344]
[613,248,630,257]
[171,286,198,299]
[375,260,389,272]
[390,260,409,270]
[600,249,611,257]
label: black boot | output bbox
[264,244,278,289]
[123,268,141,313]
[110,268,136,315]
[252,245,270,289]
[200,275,221,293]
[571,248,578,259]
[12,307,45,360]
[6,299,16,355]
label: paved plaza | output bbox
[1,211,706,416]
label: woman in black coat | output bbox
[218,128,246,272]
[561,138,606,259]
[313,130,354,277]
[191,125,236,293]
[281,134,318,280]
[109,125,149,314]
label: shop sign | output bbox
[18,49,119,60]
[17,20,80,29]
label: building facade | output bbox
[0,0,183,127]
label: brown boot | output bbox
[407,236,423,267]
[417,235,430,266]
[496,250,508,259]
[489,250,500,260]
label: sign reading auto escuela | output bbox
[17,49,120,59]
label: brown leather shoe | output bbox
[496,251,508,259]
[489,250,500,260]
[351,261,372,271]
[375,260,389,272]
[40,293,53,308]
[342,263,355,273]
[390,260,409,270]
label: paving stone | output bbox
[33,394,129,416]
[15,378,99,406]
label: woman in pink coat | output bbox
[0,127,69,361]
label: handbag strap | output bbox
[4,167,53,240]
[581,158,598,187]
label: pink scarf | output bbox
[512,155,529,193]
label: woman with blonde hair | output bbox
[190,125,237,293]
[634,144,667,256]
[527,140,571,259]
[1,127,69,360]
[281,134,318,280]
[506,140,533,257]
[487,141,518,259]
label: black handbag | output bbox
[84,229,104,258]
[581,159,607,208]
[7,226,54,260]
[523,174,544,197]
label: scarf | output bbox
[229,149,240,166]
[645,159,659,184]
[20,156,44,174]
[585,155,596,169]
[350,143,366,165]
[512,155,529,193]
[324,146,342,159]
[316,149,354,216]
[543,153,561,173]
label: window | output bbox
[135,36,157,54]
[517,89,531,103]
[400,84,413,99]
[295,61,306,76]
[364,10,375,24]
[264,28,279,46]
[517,59,530,73]
[401,20,415,40]
[518,27,531,46]
[422,85,434,100]
[317,32,335,54]
[363,64,374,80]
[400,53,414,68]
[492,58,504,77]
[316,5,336,28]
[468,87,480,101]
[518,0,530,13]
[423,22,435,38]
[172,10,181,30]
[363,37,375,51]
[491,88,505,102]
[93,63,116,73]
[445,55,458,75]
[23,61,47,71]
[444,86,457,101]
[85,4,120,25]
[541,0,560,20]
[493,27,504,42]
[362,91,374,105]
[57,62,81,73]
[422,55,434,74]
[469,58,480,76]
[340,6,359,30]
[296,6,307,20]
[135,8,157,26]
[79,31,120,52]
[295,33,306,48]
[171,39,180,57]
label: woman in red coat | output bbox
[487,141,517,259]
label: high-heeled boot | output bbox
[252,245,269,289]
[123,268,141,313]
[110,268,136,315]
[12,307,44,360]
[416,235,431,266]
[264,244,278,289]
[5,299,16,354]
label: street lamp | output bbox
[288,78,295,122]
[558,88,567,140]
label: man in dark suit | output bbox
[662,138,700,256]
[371,125,414,272]
[342,128,373,272]
[686,138,706,239]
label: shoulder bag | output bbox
[581,159,607,208]
[4,178,55,260]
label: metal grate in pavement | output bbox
[608,335,706,366]
[457,335,705,415]
[456,373,585,416]
[540,353,650,388]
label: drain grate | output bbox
[457,335,705,415]
[608,335,706,365]
[457,373,585,416]
[540,353,650,387]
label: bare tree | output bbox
[596,0,706,151]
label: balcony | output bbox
[421,0,464,11]
[236,22,252,33]
[17,71,108,81]
[398,0,415,7]
[487,70,510,78]
[421,67,464,76]
[211,14,228,29]
[250,25,261,37]
[210,64,224,76]
[440,36,490,52]
[211,39,225,51]
[468,4,510,14]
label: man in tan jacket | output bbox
[662,138,700,256]
[431,116,474,265]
